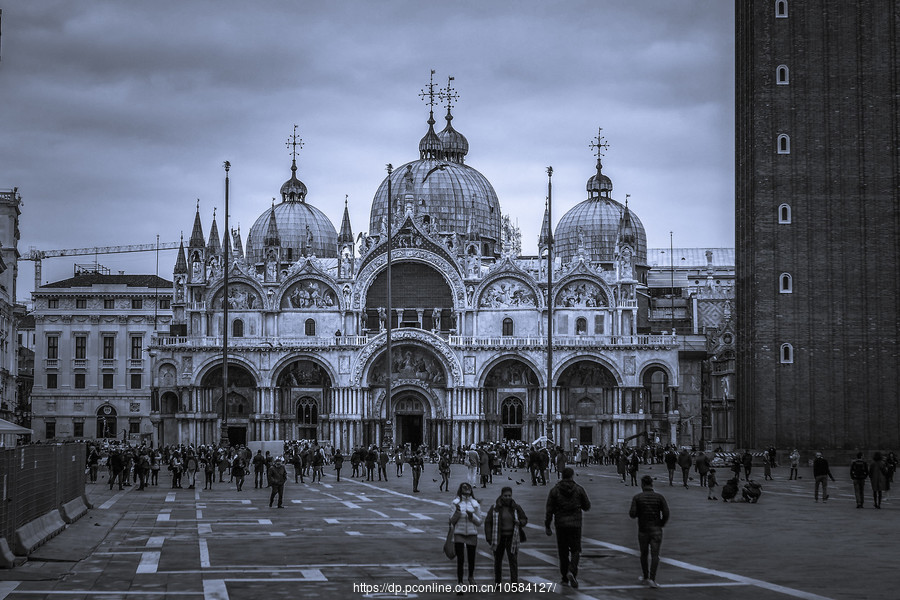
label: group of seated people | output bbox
[721,477,763,503]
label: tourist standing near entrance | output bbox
[544,467,591,589]
[789,449,801,480]
[365,445,377,481]
[869,452,888,509]
[484,486,528,584]
[253,450,265,488]
[450,482,483,590]
[268,456,287,508]
[333,449,344,482]
[439,450,452,492]
[466,445,480,486]
[629,475,669,589]
[232,454,246,492]
[377,447,390,481]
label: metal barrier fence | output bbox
[0,444,87,544]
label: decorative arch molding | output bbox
[637,360,677,386]
[269,354,338,388]
[372,382,444,420]
[208,276,267,310]
[193,354,262,388]
[474,256,544,309]
[553,270,614,308]
[353,250,466,311]
[351,329,462,387]
[478,353,545,388]
[554,353,624,387]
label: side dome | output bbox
[368,159,501,244]
[246,202,338,261]
[555,198,647,265]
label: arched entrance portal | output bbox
[202,364,258,446]
[393,393,426,448]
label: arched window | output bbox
[298,397,318,424]
[777,134,791,154]
[777,65,789,85]
[500,397,523,426]
[232,319,244,337]
[594,315,604,334]
[778,204,792,224]
[780,273,793,293]
[305,318,316,336]
[775,0,788,17]
[575,317,588,335]
[780,343,794,364]
[502,317,514,337]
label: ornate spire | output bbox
[174,233,187,274]
[338,195,354,245]
[538,197,551,251]
[618,194,636,246]
[189,200,205,248]
[418,69,443,160]
[264,201,281,247]
[207,208,222,255]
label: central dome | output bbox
[369,159,501,243]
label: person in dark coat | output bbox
[267,456,288,508]
[869,452,888,509]
[813,452,835,502]
[663,447,678,486]
[545,467,591,589]
[721,477,739,502]
[629,475,670,589]
[741,450,754,480]
[694,452,711,487]
[333,449,344,482]
[677,449,693,488]
[108,449,125,491]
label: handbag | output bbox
[519,527,527,543]
[443,525,456,559]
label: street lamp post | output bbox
[220,161,231,447]
[545,166,554,442]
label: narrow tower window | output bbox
[232,319,244,337]
[778,204,791,224]
[777,134,791,154]
[305,318,316,337]
[776,0,788,18]
[777,65,789,85]
[502,317,514,337]
[780,343,794,364]
[779,273,793,293]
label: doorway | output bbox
[228,426,246,446]
[394,394,425,448]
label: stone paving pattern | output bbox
[0,461,895,600]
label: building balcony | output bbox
[72,358,88,370]
[151,335,371,350]
[101,359,117,369]
[45,358,59,369]
[447,334,678,350]
[128,359,144,370]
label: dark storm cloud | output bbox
[1,0,734,298]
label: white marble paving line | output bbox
[98,488,131,509]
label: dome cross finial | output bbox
[589,127,609,160]
[419,69,439,116]
[286,124,304,164]
[439,76,459,118]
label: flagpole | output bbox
[221,161,230,446]
[546,166,554,442]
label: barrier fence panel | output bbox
[0,444,87,544]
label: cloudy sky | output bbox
[1,1,734,303]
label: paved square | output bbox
[0,462,894,599]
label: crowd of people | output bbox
[83,439,896,592]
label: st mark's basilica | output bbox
[150,80,687,452]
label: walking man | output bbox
[409,449,424,493]
[252,450,265,488]
[544,467,591,589]
[849,452,869,508]
[268,456,287,508]
[813,451,835,502]
[629,475,670,589]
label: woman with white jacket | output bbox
[450,482,483,591]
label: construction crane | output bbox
[22,242,180,291]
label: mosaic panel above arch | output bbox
[213,282,264,310]
[554,279,609,308]
[558,360,617,388]
[484,358,540,387]
[478,278,537,308]
[281,279,339,309]
[368,344,447,386]
[276,359,333,387]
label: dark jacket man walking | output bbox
[544,467,591,589]
[629,475,670,589]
